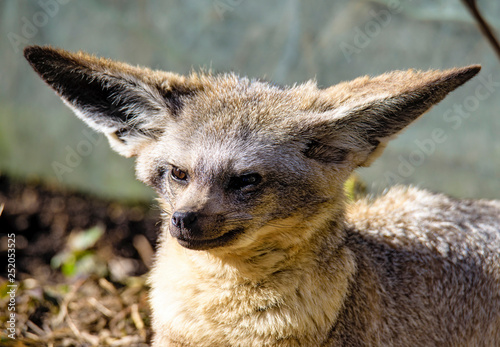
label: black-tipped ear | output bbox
[303,65,481,167]
[24,45,195,157]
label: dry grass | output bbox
[0,175,157,346]
[0,275,151,346]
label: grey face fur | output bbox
[135,79,349,250]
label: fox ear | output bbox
[303,65,481,167]
[24,45,195,157]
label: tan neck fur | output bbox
[151,217,356,346]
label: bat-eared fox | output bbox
[25,45,500,346]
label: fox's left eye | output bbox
[171,167,188,182]
[229,173,262,191]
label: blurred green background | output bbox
[1,0,499,201]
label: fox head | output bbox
[24,46,480,253]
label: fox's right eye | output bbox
[171,167,188,182]
[228,173,262,191]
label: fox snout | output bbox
[170,211,201,239]
[169,209,246,250]
[171,211,198,231]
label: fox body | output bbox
[25,46,500,346]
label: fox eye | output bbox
[229,173,262,191]
[171,167,188,182]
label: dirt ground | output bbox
[0,174,160,346]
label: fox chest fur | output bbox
[24,45,500,346]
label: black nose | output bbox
[171,211,198,230]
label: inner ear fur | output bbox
[24,45,197,157]
[304,65,481,167]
